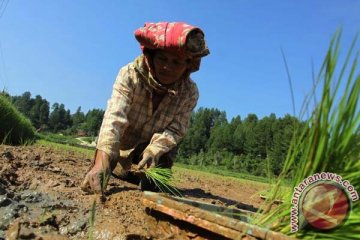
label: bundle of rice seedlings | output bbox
[144,167,182,197]
[0,94,35,145]
[252,30,360,239]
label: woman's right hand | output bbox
[80,150,111,194]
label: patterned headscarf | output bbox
[135,22,210,73]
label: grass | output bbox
[36,139,94,158]
[174,163,291,185]
[36,132,96,150]
[36,132,83,145]
[79,136,96,144]
[252,30,360,239]
[0,94,35,145]
[173,164,272,187]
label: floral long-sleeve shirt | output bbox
[96,56,199,161]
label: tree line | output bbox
[2,91,302,177]
[1,91,104,136]
[177,108,304,177]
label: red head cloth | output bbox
[134,22,209,72]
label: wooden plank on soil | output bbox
[142,191,295,240]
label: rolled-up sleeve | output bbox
[96,66,135,158]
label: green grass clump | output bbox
[35,139,94,158]
[144,167,182,197]
[0,94,35,145]
[175,163,284,184]
[36,132,82,145]
[253,30,360,239]
[80,136,96,144]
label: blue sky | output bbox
[0,1,359,120]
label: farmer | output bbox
[81,22,209,193]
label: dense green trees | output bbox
[2,91,104,136]
[12,92,50,129]
[177,108,302,177]
[83,109,105,136]
[49,103,71,131]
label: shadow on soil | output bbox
[181,187,259,212]
[146,208,231,240]
[106,185,138,195]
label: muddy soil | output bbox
[0,144,267,240]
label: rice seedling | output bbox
[86,158,110,239]
[251,30,360,239]
[88,199,97,240]
[99,160,111,202]
[143,167,183,197]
